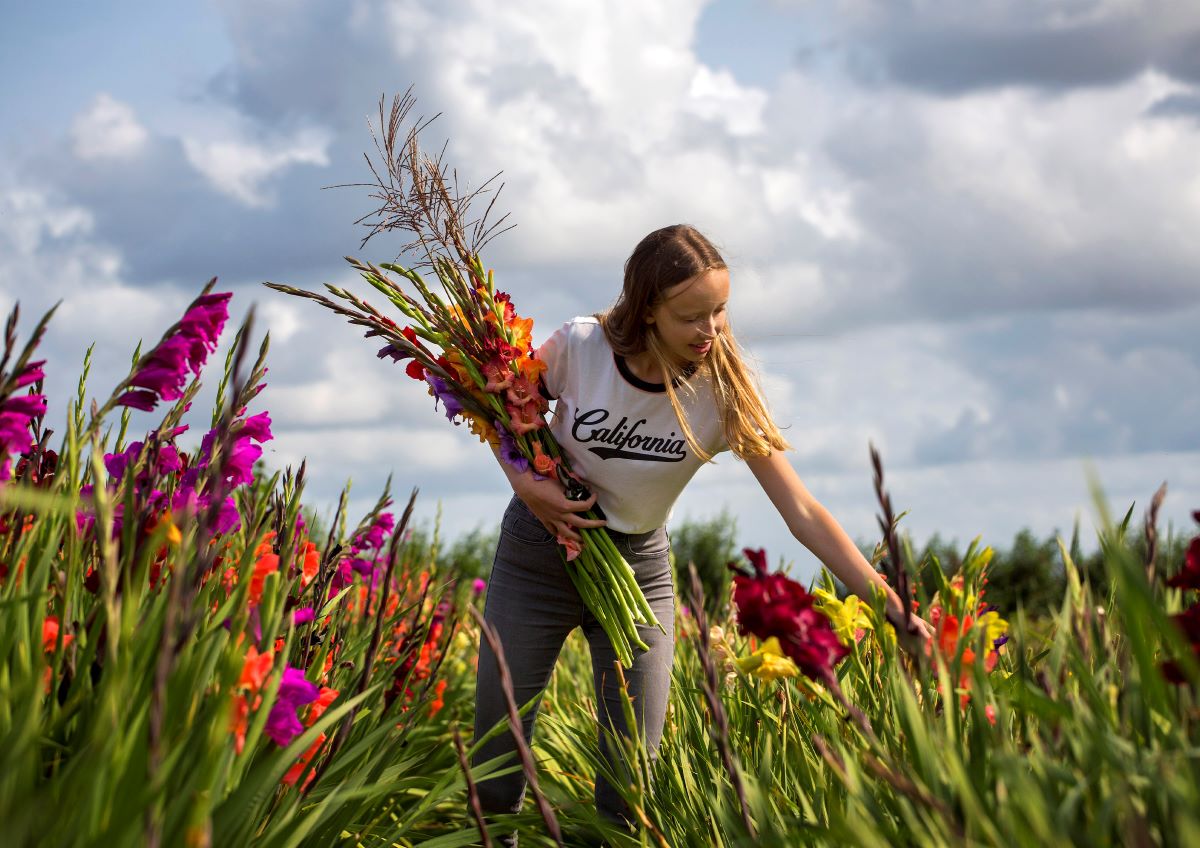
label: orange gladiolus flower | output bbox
[42,616,74,654]
[429,679,448,718]
[515,355,547,383]
[238,645,275,692]
[532,442,556,476]
[508,315,533,353]
[231,645,275,754]
[300,541,320,587]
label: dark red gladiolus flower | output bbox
[1166,536,1200,592]
[730,548,849,681]
[1162,602,1200,685]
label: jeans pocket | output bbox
[624,528,670,560]
[501,498,558,547]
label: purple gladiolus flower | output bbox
[118,290,231,412]
[426,375,464,422]
[377,344,409,362]
[496,425,528,474]
[264,667,320,746]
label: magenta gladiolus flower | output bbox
[238,411,273,444]
[118,290,231,412]
[472,578,486,596]
[264,667,321,746]
[292,607,315,625]
[2,394,48,418]
[15,360,45,388]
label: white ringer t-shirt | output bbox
[535,316,730,534]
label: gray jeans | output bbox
[471,494,676,831]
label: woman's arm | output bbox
[745,449,934,647]
[489,444,606,543]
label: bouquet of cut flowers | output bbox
[267,92,662,667]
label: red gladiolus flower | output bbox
[405,359,426,381]
[730,548,848,681]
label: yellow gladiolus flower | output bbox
[736,636,799,680]
[813,588,874,646]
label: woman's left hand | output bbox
[890,611,934,657]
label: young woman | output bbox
[471,224,933,836]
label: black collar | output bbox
[614,354,697,393]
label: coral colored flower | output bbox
[264,667,321,746]
[505,375,539,408]
[506,400,543,435]
[557,534,582,561]
[508,315,534,353]
[515,355,547,383]
[283,733,326,789]
[482,355,513,393]
[231,694,252,754]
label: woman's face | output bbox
[645,268,730,365]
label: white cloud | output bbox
[71,94,148,160]
[182,127,330,207]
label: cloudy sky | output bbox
[2,0,1198,578]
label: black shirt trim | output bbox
[614,354,697,393]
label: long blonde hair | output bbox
[596,224,790,462]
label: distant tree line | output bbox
[356,505,1194,623]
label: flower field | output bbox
[1,286,1199,847]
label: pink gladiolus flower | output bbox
[472,578,486,596]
